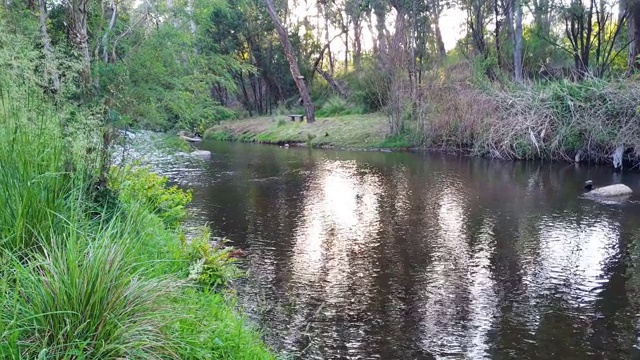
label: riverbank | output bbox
[203,113,409,149]
[0,92,274,359]
[205,76,640,168]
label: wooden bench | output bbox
[288,114,305,122]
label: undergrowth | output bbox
[0,89,274,359]
[415,64,640,164]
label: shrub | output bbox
[415,70,640,163]
[203,129,233,141]
[108,166,192,228]
[345,62,391,112]
[316,96,363,117]
[181,226,242,288]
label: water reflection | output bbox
[136,138,640,359]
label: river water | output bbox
[127,135,640,359]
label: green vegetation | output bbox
[4,0,639,165]
[1,0,640,354]
[204,114,398,149]
[0,10,274,358]
[0,96,274,359]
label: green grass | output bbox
[0,86,275,359]
[204,113,393,148]
[377,132,414,149]
[2,223,179,359]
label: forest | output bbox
[1,0,640,163]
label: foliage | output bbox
[204,129,234,141]
[2,225,179,359]
[416,68,640,163]
[0,92,274,359]
[169,289,275,360]
[344,61,391,112]
[181,226,243,288]
[378,131,414,149]
[316,96,364,117]
[108,165,192,228]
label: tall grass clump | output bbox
[0,94,274,359]
[0,90,87,254]
[316,96,363,117]
[2,223,181,359]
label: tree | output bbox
[263,0,315,123]
[37,0,60,92]
[627,0,640,70]
[66,0,91,86]
[513,0,523,82]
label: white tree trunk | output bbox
[38,0,60,92]
[513,0,524,82]
[102,0,117,63]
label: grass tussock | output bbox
[417,64,640,163]
[4,228,180,359]
[0,86,274,359]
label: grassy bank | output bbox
[0,89,274,359]
[203,113,408,149]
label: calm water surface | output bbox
[135,136,640,359]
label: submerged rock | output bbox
[192,150,211,159]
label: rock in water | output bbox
[192,150,211,159]
[588,183,633,197]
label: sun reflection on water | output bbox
[286,160,383,353]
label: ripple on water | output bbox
[124,139,640,360]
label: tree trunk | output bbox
[434,1,446,59]
[263,0,315,123]
[628,1,640,71]
[470,0,487,57]
[374,0,387,59]
[315,68,349,98]
[505,0,515,69]
[38,0,60,92]
[514,0,524,82]
[494,0,502,67]
[353,16,362,69]
[101,0,117,63]
[324,13,334,74]
[344,17,349,72]
[67,0,91,87]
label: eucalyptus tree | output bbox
[626,0,640,70]
[263,0,315,122]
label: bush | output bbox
[203,129,233,141]
[108,165,192,228]
[345,62,391,112]
[316,96,364,117]
[181,226,242,288]
[416,65,640,163]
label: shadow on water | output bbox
[138,137,640,359]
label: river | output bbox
[127,135,640,359]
